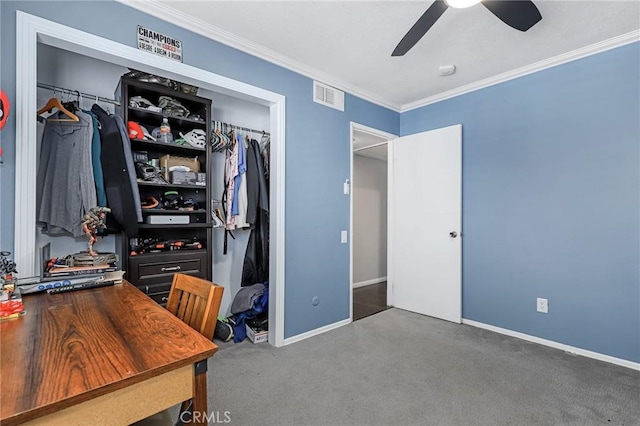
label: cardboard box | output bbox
[170,171,207,186]
[246,324,268,344]
[159,155,200,180]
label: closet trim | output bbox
[15,11,287,347]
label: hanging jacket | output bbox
[91,104,139,236]
[241,139,269,286]
[112,114,143,222]
[245,139,269,225]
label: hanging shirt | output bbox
[84,110,107,207]
[37,110,97,237]
[235,170,249,228]
[224,133,239,230]
[231,133,246,216]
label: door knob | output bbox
[449,231,458,238]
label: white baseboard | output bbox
[283,318,351,346]
[353,276,387,289]
[462,319,640,371]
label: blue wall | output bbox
[402,43,640,363]
[0,1,399,339]
[2,1,637,362]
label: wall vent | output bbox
[313,81,344,111]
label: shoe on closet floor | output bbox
[214,319,234,342]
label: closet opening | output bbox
[349,122,396,321]
[15,12,286,346]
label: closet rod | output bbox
[37,83,121,107]
[213,121,269,136]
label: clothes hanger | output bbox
[212,122,226,152]
[37,88,79,122]
[260,130,270,148]
[61,90,80,114]
[214,121,225,151]
[75,90,83,110]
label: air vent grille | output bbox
[313,81,344,111]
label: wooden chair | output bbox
[133,274,223,425]
[166,273,224,340]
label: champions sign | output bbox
[137,26,183,62]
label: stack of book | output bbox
[21,252,124,295]
[44,262,117,279]
[42,259,125,294]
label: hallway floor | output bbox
[353,281,388,321]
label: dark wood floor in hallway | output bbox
[353,281,388,321]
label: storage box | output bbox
[159,155,200,180]
[170,171,207,186]
[246,324,268,344]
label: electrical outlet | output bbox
[536,297,548,314]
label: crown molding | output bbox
[116,1,638,115]
[401,30,640,112]
[115,0,402,112]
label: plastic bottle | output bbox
[159,117,172,143]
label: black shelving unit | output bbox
[117,76,212,305]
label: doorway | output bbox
[349,123,462,324]
[350,123,395,321]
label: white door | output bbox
[388,124,462,323]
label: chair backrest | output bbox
[165,273,224,340]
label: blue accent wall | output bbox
[2,1,637,362]
[0,1,399,339]
[402,43,640,363]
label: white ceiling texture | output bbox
[122,1,640,158]
[124,0,640,110]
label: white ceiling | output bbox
[127,1,640,111]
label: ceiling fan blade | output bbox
[392,0,449,57]
[482,0,542,32]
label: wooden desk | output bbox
[0,281,218,425]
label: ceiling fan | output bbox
[392,0,542,56]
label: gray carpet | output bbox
[191,308,639,425]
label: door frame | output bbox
[14,12,287,346]
[349,122,397,321]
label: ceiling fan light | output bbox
[446,0,481,9]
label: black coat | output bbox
[91,104,139,236]
[242,139,269,286]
